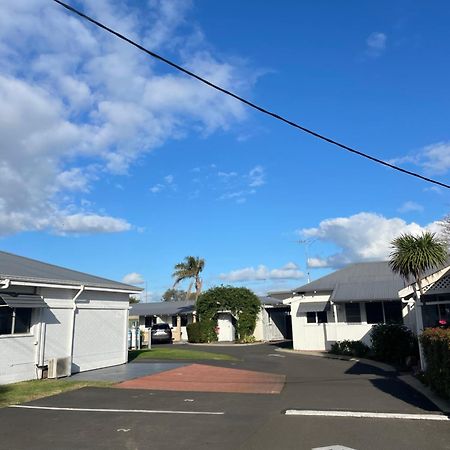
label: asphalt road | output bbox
[1,343,449,450]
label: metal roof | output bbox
[292,261,450,302]
[297,300,329,313]
[258,296,287,306]
[130,300,196,316]
[0,293,47,308]
[0,250,142,291]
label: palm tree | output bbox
[389,231,448,369]
[389,232,448,295]
[172,256,205,301]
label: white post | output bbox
[413,287,426,371]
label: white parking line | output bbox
[285,409,449,421]
[9,405,224,415]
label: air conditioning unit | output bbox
[48,357,71,379]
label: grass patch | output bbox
[0,379,112,408]
[128,347,236,362]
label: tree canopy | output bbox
[389,231,448,293]
[172,256,205,300]
[162,288,195,302]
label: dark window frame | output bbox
[345,303,361,323]
[0,306,32,335]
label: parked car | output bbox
[151,323,172,344]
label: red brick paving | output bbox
[115,364,285,394]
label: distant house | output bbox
[130,300,196,343]
[130,296,292,343]
[271,261,450,352]
[0,251,141,384]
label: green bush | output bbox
[330,340,370,358]
[420,328,450,399]
[197,286,261,341]
[186,320,218,343]
[370,323,417,366]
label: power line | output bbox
[53,0,450,190]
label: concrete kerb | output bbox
[187,341,267,347]
[277,348,450,414]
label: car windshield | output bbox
[152,324,170,330]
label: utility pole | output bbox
[297,239,316,283]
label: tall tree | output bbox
[389,232,448,294]
[389,231,448,370]
[172,256,205,301]
[439,214,450,246]
[162,288,195,302]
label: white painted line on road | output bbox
[9,405,224,415]
[285,409,449,421]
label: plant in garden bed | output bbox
[186,319,218,343]
[420,327,450,399]
[330,340,370,358]
[370,323,418,367]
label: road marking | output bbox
[313,446,357,450]
[9,405,224,415]
[285,409,449,421]
[268,353,285,358]
[117,429,131,432]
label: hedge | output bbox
[420,328,450,399]
[370,323,417,366]
[186,320,218,343]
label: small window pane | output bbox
[306,312,316,323]
[317,311,328,323]
[180,316,188,327]
[14,308,31,333]
[0,307,13,335]
[345,303,361,323]
[366,302,383,324]
[384,302,402,324]
[144,316,153,328]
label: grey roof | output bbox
[297,300,329,313]
[292,261,449,302]
[131,300,196,316]
[258,296,287,307]
[0,250,141,291]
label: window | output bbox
[383,302,402,324]
[345,303,361,323]
[0,307,31,335]
[180,315,188,327]
[366,302,383,324]
[144,316,153,328]
[306,311,328,324]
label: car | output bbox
[151,323,172,344]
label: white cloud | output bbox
[398,201,424,213]
[122,272,145,285]
[54,214,132,235]
[366,32,387,57]
[248,165,265,187]
[220,262,304,282]
[164,174,174,184]
[389,142,450,176]
[299,212,438,268]
[0,0,255,236]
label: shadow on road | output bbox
[346,361,441,412]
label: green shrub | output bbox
[186,320,218,343]
[330,340,370,358]
[370,323,417,366]
[420,328,450,399]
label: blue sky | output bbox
[0,0,449,300]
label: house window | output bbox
[306,312,316,323]
[345,303,361,323]
[383,302,402,324]
[366,302,384,324]
[144,316,153,328]
[180,315,188,327]
[172,316,178,327]
[0,307,31,335]
[306,311,328,324]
